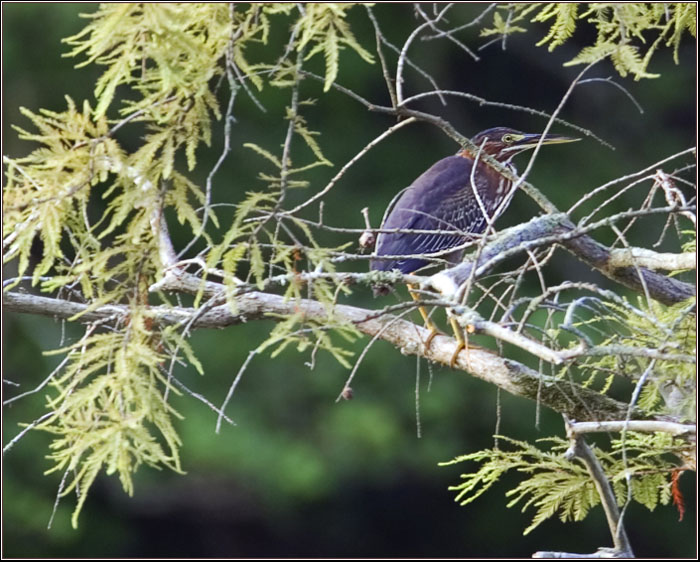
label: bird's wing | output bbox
[372,156,478,273]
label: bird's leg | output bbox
[448,314,480,369]
[449,315,467,369]
[408,284,441,350]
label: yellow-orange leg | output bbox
[448,315,467,368]
[448,315,480,368]
[408,284,441,350]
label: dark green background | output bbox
[3,4,696,557]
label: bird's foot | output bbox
[423,325,441,353]
[448,320,478,369]
[449,340,466,368]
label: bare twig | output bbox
[167,373,236,428]
[396,4,453,105]
[578,77,644,115]
[421,3,497,40]
[400,89,611,149]
[563,422,634,558]
[178,51,238,259]
[568,148,696,216]
[216,349,257,433]
[281,117,418,216]
[414,4,479,62]
[364,5,445,105]
[3,411,55,454]
[336,307,415,402]
[365,5,398,108]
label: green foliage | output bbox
[479,9,530,38]
[296,4,375,91]
[39,306,184,528]
[679,229,696,261]
[533,3,578,50]
[4,98,118,287]
[64,3,231,120]
[443,226,696,536]
[577,296,696,421]
[3,2,694,546]
[4,3,373,526]
[259,312,359,369]
[443,435,683,535]
[481,3,696,79]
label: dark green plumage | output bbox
[371,127,578,280]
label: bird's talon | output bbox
[424,327,439,350]
[449,342,466,368]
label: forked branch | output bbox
[429,212,696,306]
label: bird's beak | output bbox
[513,132,581,150]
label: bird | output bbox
[370,126,579,366]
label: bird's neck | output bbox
[458,149,518,175]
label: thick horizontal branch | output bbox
[4,290,636,423]
[562,229,695,307]
[430,213,696,306]
[568,420,696,437]
[533,548,632,558]
[608,247,696,271]
[152,269,695,367]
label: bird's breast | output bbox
[468,160,517,215]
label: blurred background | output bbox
[3,4,695,557]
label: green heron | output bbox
[370,127,579,365]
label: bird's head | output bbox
[465,127,579,162]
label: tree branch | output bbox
[568,420,696,437]
[429,213,696,306]
[4,289,637,423]
[607,247,696,271]
[533,548,633,558]
[563,428,634,558]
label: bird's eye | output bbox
[502,134,515,144]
